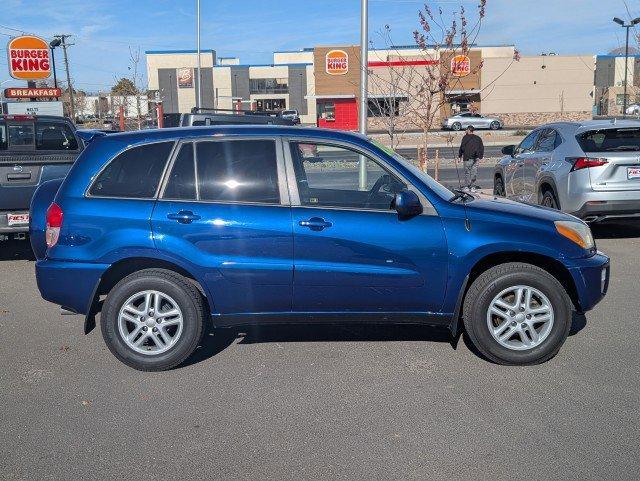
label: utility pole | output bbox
[358,0,369,190]
[55,34,75,120]
[613,17,640,116]
[196,0,202,109]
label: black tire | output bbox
[101,268,205,371]
[462,263,572,365]
[540,189,560,210]
[452,122,462,131]
[490,121,500,130]
[493,176,505,196]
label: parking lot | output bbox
[1,221,639,481]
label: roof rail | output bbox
[190,107,281,117]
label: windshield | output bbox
[577,128,640,152]
[370,140,455,200]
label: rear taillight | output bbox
[45,202,63,248]
[569,157,608,171]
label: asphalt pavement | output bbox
[1,222,639,480]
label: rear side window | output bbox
[163,143,196,200]
[195,140,280,204]
[36,121,78,151]
[577,128,640,152]
[89,141,174,198]
[536,129,557,152]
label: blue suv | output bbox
[30,126,610,371]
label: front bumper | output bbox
[35,259,109,314]
[570,200,640,222]
[566,252,610,312]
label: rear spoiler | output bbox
[76,129,119,144]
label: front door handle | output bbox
[299,217,332,231]
[167,210,201,224]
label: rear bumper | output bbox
[35,259,109,314]
[570,200,640,221]
[566,252,610,312]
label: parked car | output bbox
[280,109,301,124]
[179,108,295,127]
[0,114,82,242]
[442,112,503,131]
[494,120,640,223]
[30,126,609,371]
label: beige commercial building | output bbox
[146,44,596,129]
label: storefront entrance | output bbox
[317,98,358,130]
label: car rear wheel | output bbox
[540,189,560,210]
[451,122,462,131]
[101,268,205,371]
[493,176,505,196]
[463,263,572,365]
[490,121,500,130]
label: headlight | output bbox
[554,220,594,250]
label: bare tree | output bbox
[111,47,146,130]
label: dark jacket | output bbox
[458,133,484,161]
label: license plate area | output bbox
[628,167,640,179]
[7,213,29,226]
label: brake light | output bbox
[570,157,608,171]
[45,202,63,248]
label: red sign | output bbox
[7,35,52,80]
[450,55,471,77]
[326,49,348,75]
[4,87,61,98]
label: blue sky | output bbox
[1,0,640,92]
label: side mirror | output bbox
[394,190,423,218]
[501,145,515,157]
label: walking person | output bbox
[458,126,484,190]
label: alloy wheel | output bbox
[118,290,184,355]
[486,285,554,351]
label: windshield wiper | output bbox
[450,188,474,202]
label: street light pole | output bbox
[358,0,369,190]
[196,0,202,109]
[613,17,640,116]
[54,34,75,120]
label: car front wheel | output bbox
[101,269,205,371]
[463,263,572,365]
[490,121,500,130]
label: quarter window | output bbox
[289,142,406,210]
[163,143,196,200]
[195,140,280,204]
[89,141,174,198]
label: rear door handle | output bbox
[299,217,332,231]
[167,210,201,224]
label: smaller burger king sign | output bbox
[450,54,471,78]
[326,49,348,75]
[8,35,52,80]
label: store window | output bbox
[367,97,406,117]
[318,102,335,121]
[249,78,288,94]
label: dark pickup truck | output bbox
[0,115,82,241]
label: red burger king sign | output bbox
[8,35,52,80]
[450,54,471,77]
[325,49,348,75]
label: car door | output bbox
[151,137,293,315]
[523,128,556,202]
[285,139,448,314]
[471,114,487,128]
[457,113,472,128]
[509,130,540,201]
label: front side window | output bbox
[89,141,174,198]
[36,121,79,151]
[516,131,540,155]
[290,142,406,210]
[195,140,280,204]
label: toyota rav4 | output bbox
[31,126,610,371]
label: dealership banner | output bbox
[7,35,52,80]
[178,68,194,88]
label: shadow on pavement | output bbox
[0,240,35,261]
[591,219,640,239]
[180,323,452,369]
